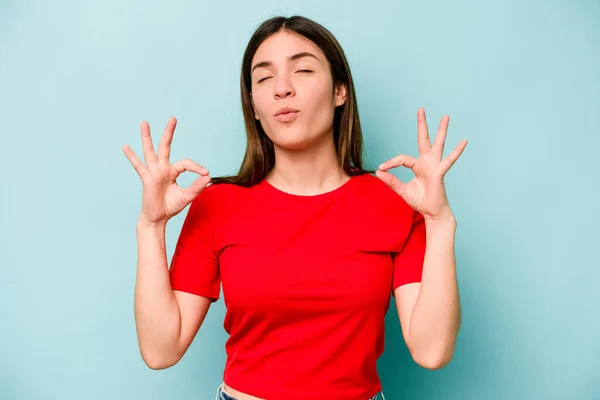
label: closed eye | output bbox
[256,70,313,84]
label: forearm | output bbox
[408,216,461,368]
[134,218,182,368]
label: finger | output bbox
[431,115,449,161]
[171,158,209,178]
[440,140,468,172]
[181,175,212,201]
[378,154,418,172]
[158,116,177,162]
[374,169,408,196]
[122,144,149,180]
[417,108,431,154]
[140,121,158,165]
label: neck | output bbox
[266,132,350,196]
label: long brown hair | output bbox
[210,15,374,187]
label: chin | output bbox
[269,131,315,151]
[274,139,312,151]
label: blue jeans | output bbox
[215,382,386,400]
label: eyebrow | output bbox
[251,51,320,74]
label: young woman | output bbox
[123,15,466,400]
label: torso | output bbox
[186,174,421,399]
[223,383,265,400]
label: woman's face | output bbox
[249,31,346,150]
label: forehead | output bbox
[251,31,325,66]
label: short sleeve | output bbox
[168,187,220,302]
[391,210,426,295]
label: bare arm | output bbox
[395,217,461,369]
[134,218,212,369]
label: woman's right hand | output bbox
[122,117,211,226]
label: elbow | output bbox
[408,324,460,370]
[413,352,453,370]
[143,356,172,370]
[142,353,179,370]
[139,346,181,370]
[410,341,456,370]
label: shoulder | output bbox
[202,181,239,197]
[191,180,262,216]
[353,173,411,207]
[353,172,392,193]
[349,173,416,224]
[195,181,247,206]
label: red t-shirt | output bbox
[169,172,426,400]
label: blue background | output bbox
[1,0,599,399]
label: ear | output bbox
[334,83,347,107]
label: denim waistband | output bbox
[215,382,386,400]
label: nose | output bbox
[273,75,295,99]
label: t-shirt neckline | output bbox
[260,174,360,200]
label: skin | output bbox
[250,30,349,196]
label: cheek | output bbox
[305,87,335,125]
[306,77,333,100]
[305,77,334,108]
[251,94,269,116]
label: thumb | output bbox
[181,175,212,202]
[375,169,408,196]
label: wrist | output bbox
[424,214,457,229]
[136,215,168,230]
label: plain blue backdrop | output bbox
[1,0,599,399]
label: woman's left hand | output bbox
[375,108,468,221]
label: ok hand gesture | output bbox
[122,117,211,226]
[375,108,467,221]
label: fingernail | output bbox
[378,164,384,169]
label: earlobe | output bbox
[335,84,348,107]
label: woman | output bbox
[123,15,466,400]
